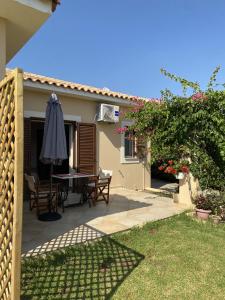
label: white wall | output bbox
[16,0,52,13]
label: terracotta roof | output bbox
[52,0,61,12]
[23,71,139,101]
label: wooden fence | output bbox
[0,69,24,300]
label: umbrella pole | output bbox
[38,162,61,221]
[49,163,53,212]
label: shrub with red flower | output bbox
[158,165,166,171]
[181,165,189,174]
[164,166,177,174]
[158,160,190,176]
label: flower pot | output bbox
[196,208,211,220]
[175,172,185,180]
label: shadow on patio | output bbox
[21,234,144,300]
[22,189,154,257]
[22,188,184,258]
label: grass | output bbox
[21,213,225,299]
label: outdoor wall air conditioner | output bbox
[96,104,120,123]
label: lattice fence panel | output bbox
[0,69,24,300]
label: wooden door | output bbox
[77,123,96,174]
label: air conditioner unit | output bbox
[96,104,119,123]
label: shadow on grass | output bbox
[21,236,144,300]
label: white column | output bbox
[0,18,6,80]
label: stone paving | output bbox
[151,178,179,193]
[22,188,186,257]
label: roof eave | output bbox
[23,80,134,107]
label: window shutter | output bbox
[77,123,96,174]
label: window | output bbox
[121,121,139,164]
[124,128,137,158]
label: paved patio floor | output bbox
[22,188,185,257]
[151,178,179,193]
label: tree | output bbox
[124,67,225,190]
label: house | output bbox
[22,71,151,190]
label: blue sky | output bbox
[7,0,225,98]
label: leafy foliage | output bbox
[125,67,225,190]
[160,68,201,95]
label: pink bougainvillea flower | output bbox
[131,106,142,113]
[132,96,162,106]
[168,160,173,165]
[137,102,144,107]
[192,92,207,101]
[115,127,128,134]
[148,98,161,103]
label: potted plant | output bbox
[205,192,225,223]
[193,194,212,220]
[175,172,185,180]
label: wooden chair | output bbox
[99,169,113,180]
[24,174,58,217]
[86,175,111,206]
[31,170,51,186]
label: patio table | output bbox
[52,173,95,211]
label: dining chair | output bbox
[24,174,59,217]
[85,175,112,206]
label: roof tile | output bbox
[22,71,142,101]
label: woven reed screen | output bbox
[0,69,24,300]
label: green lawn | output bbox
[21,213,225,300]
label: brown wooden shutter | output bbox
[77,123,96,174]
[24,118,31,174]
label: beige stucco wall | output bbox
[23,89,151,190]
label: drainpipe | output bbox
[0,18,6,81]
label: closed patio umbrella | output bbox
[39,92,68,221]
